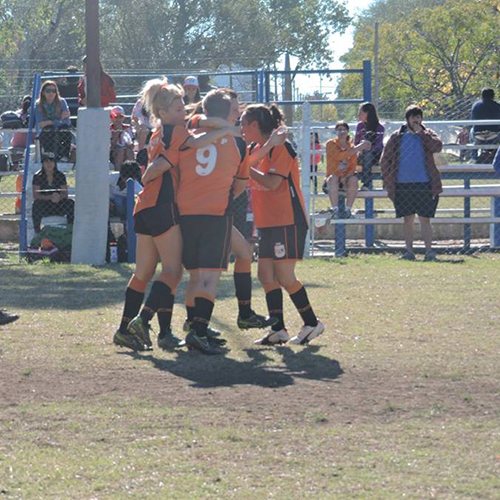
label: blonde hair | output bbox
[140,78,184,122]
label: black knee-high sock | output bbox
[192,297,214,337]
[288,286,318,327]
[140,281,172,325]
[186,305,195,322]
[120,288,144,333]
[157,292,175,335]
[265,288,285,331]
[234,272,252,318]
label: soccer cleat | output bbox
[183,319,221,337]
[185,330,223,355]
[0,310,19,326]
[113,329,145,351]
[237,312,279,330]
[157,328,186,350]
[289,321,325,345]
[254,328,290,346]
[127,316,153,349]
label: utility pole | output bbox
[373,22,379,108]
[85,0,101,107]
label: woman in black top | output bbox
[32,154,75,233]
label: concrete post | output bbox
[71,107,110,264]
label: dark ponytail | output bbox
[244,104,283,135]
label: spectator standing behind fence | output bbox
[325,121,371,219]
[355,102,385,190]
[32,153,75,234]
[10,95,32,168]
[183,76,201,106]
[58,66,80,127]
[78,57,116,108]
[380,105,443,261]
[470,88,500,163]
[35,80,72,160]
[109,106,134,171]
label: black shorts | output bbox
[180,215,233,270]
[134,203,179,237]
[394,182,439,218]
[258,224,308,261]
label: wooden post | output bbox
[85,0,101,108]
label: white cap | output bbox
[183,76,199,87]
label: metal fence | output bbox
[297,102,500,258]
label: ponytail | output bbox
[140,77,183,122]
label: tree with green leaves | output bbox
[338,0,500,118]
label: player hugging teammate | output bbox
[114,79,324,354]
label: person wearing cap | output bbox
[32,153,75,233]
[183,76,201,105]
[110,106,134,171]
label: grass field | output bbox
[1,255,500,499]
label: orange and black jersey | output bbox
[133,124,190,215]
[177,127,249,216]
[250,140,308,229]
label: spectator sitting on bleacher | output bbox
[324,121,371,219]
[109,160,143,219]
[380,105,443,261]
[470,88,500,163]
[355,102,385,190]
[110,106,134,171]
[35,80,72,161]
[131,98,153,168]
[32,153,75,234]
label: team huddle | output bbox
[113,78,324,355]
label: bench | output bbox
[312,182,500,257]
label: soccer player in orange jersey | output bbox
[114,79,239,351]
[177,89,254,354]
[183,89,280,335]
[241,104,325,346]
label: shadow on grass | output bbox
[119,343,342,389]
[0,262,329,311]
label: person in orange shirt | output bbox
[325,121,371,219]
[114,79,238,352]
[184,89,280,336]
[176,89,251,354]
[241,104,324,346]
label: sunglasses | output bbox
[44,88,57,94]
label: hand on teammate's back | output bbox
[268,126,288,147]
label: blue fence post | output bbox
[19,73,41,258]
[362,60,372,102]
[335,193,347,257]
[257,70,265,103]
[463,178,471,251]
[492,196,500,248]
[126,178,136,263]
[264,71,270,103]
